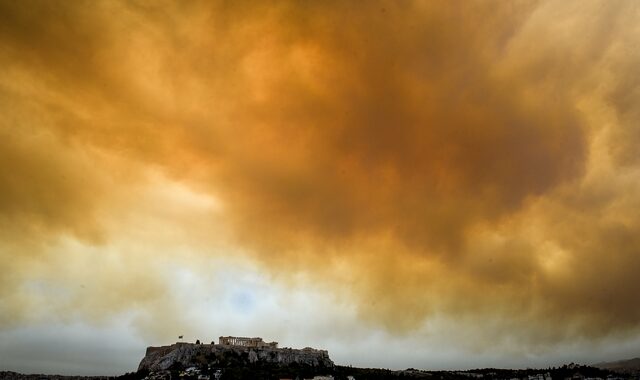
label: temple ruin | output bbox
[218,336,278,348]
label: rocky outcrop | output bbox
[137,343,334,372]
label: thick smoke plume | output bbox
[0,0,639,345]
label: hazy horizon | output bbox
[1,0,639,375]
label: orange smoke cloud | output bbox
[0,0,639,346]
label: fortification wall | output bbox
[138,342,333,372]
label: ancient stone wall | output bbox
[138,342,333,372]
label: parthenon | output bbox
[218,336,278,348]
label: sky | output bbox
[1,0,640,375]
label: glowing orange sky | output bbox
[1,0,640,374]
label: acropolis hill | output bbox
[138,336,333,372]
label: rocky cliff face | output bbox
[138,343,334,372]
